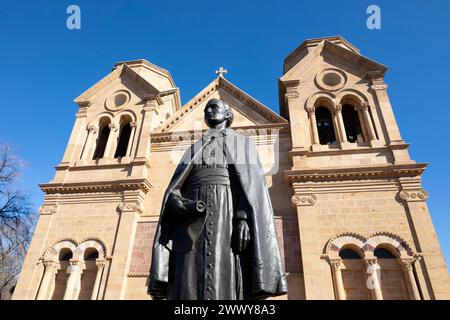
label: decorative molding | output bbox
[151,124,289,144]
[285,163,428,183]
[398,189,428,202]
[39,204,58,215]
[118,201,144,214]
[368,231,414,256]
[127,272,150,278]
[327,258,342,270]
[285,86,299,99]
[40,178,152,195]
[87,125,98,134]
[324,231,416,260]
[398,258,416,271]
[291,194,317,207]
[108,123,119,132]
[371,84,388,91]
[42,237,110,262]
[78,237,110,258]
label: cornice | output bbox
[151,123,290,143]
[285,163,427,182]
[40,178,152,194]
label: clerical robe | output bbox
[149,128,287,300]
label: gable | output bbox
[157,77,287,133]
[281,39,388,83]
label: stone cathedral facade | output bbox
[13,36,450,300]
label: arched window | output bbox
[374,248,396,259]
[84,248,99,261]
[93,119,111,160]
[374,246,409,299]
[114,121,132,158]
[338,247,369,300]
[59,248,73,261]
[342,104,364,143]
[315,106,336,145]
[339,248,361,259]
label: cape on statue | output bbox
[148,101,287,300]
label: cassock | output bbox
[148,128,288,300]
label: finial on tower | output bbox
[215,66,228,78]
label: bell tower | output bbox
[279,36,449,300]
[13,60,181,300]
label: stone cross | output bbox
[215,66,228,78]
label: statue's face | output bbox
[204,101,230,128]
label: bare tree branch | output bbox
[0,143,36,299]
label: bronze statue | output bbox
[148,98,287,300]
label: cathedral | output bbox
[13,36,450,300]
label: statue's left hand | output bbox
[233,219,250,253]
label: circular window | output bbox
[323,72,341,87]
[114,93,128,107]
[105,90,131,110]
[315,69,347,91]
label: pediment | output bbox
[74,62,181,114]
[157,77,287,133]
[281,39,388,82]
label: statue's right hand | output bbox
[168,194,188,215]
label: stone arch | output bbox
[115,109,137,122]
[76,237,108,261]
[325,232,367,259]
[43,239,78,261]
[366,232,414,258]
[305,91,336,112]
[336,89,368,109]
[89,112,114,125]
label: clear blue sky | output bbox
[1,1,449,270]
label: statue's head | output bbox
[204,98,234,128]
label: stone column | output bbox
[365,258,383,300]
[291,194,335,299]
[104,123,119,159]
[36,261,58,300]
[80,125,98,160]
[329,259,346,300]
[126,122,138,158]
[134,94,162,161]
[367,71,403,144]
[63,260,84,300]
[334,104,348,144]
[398,184,449,299]
[104,199,143,299]
[307,107,320,145]
[399,258,421,300]
[283,81,308,151]
[60,102,90,164]
[91,260,106,300]
[361,103,377,142]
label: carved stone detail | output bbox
[398,189,428,202]
[108,123,119,132]
[39,204,58,215]
[371,84,388,91]
[87,125,98,134]
[291,194,317,207]
[285,87,299,99]
[328,258,342,270]
[118,201,144,214]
